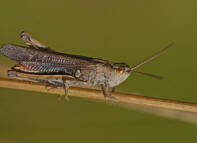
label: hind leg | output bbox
[8,70,66,100]
[20,31,53,51]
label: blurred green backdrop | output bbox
[0,0,197,142]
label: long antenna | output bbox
[132,71,163,80]
[131,42,174,71]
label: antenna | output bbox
[131,42,174,71]
[132,71,163,80]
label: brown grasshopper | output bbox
[0,31,173,101]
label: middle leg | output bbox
[100,83,117,102]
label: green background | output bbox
[0,0,197,142]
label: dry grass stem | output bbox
[1,77,197,113]
[1,64,197,124]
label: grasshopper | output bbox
[0,31,173,101]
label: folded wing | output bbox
[0,44,97,78]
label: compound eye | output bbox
[119,70,124,74]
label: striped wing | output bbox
[1,44,97,78]
[12,61,96,77]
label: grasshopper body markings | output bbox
[0,31,173,101]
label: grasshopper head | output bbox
[113,63,131,74]
[107,63,131,87]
